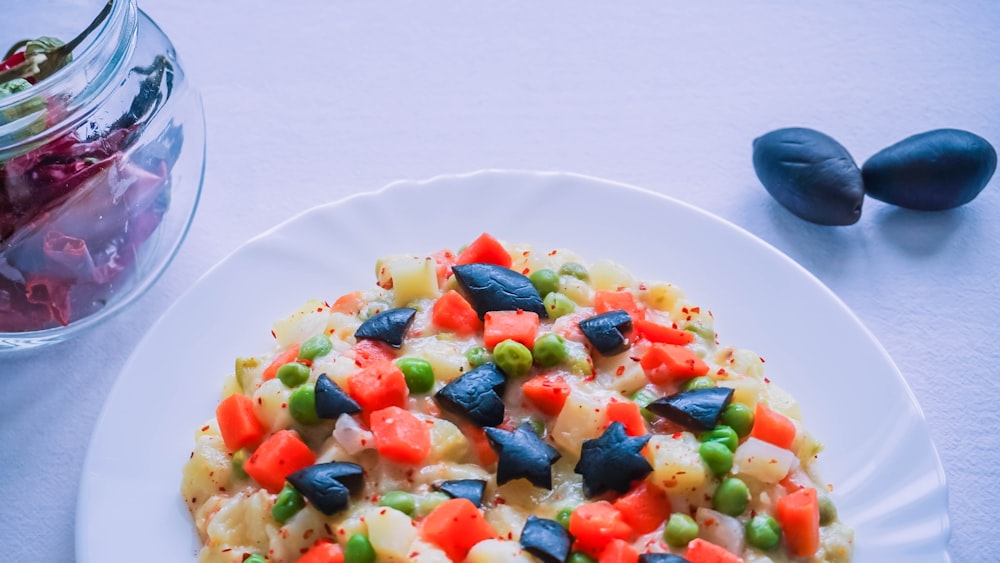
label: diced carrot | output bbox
[594,290,645,321]
[483,310,539,349]
[262,345,301,381]
[420,498,498,561]
[633,319,694,345]
[351,339,396,368]
[461,422,499,466]
[242,430,316,494]
[455,232,512,268]
[215,393,265,452]
[612,481,671,535]
[776,487,820,557]
[750,403,796,449]
[569,501,633,557]
[639,343,710,384]
[604,400,648,437]
[347,359,409,421]
[370,406,431,464]
[599,539,639,563]
[295,539,345,563]
[684,538,744,563]
[431,290,482,336]
[331,291,365,315]
[521,373,571,416]
[431,248,457,287]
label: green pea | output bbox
[745,514,782,550]
[818,496,838,526]
[271,483,305,524]
[712,477,750,516]
[543,291,576,319]
[681,376,715,391]
[243,555,268,563]
[379,491,416,515]
[555,507,573,528]
[567,553,597,563]
[289,385,320,426]
[396,357,435,393]
[699,440,734,476]
[721,402,755,438]
[344,533,376,563]
[630,389,659,422]
[533,333,568,367]
[684,322,715,341]
[298,334,333,361]
[465,346,491,368]
[700,425,739,452]
[277,362,310,388]
[663,512,699,547]
[559,262,590,281]
[493,339,533,378]
[529,269,560,298]
[525,417,546,437]
[231,449,249,481]
[415,491,451,517]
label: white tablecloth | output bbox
[2,2,997,561]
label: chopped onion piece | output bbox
[733,437,798,484]
[333,413,374,455]
[695,507,745,554]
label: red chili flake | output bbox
[522,268,530,275]
[222,548,232,553]
[638,283,647,290]
[717,368,727,375]
[380,508,387,515]
[760,356,766,363]
[615,365,625,376]
[316,307,323,313]
[281,403,287,408]
[496,497,506,505]
[583,375,596,382]
[191,497,197,503]
[681,307,689,314]
[201,425,210,432]
[409,553,420,558]
[299,359,313,368]
[769,459,778,464]
[522,251,530,256]
[303,529,314,540]
[209,471,215,477]
[189,452,194,459]
[685,315,692,321]
[704,517,716,526]
[507,531,514,539]
[338,528,346,535]
[764,377,771,384]
[324,523,333,535]
[690,307,700,313]
[548,249,558,256]
[629,356,640,362]
[257,397,263,405]
[271,330,276,339]
[672,432,683,439]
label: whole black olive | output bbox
[752,127,865,226]
[862,129,996,210]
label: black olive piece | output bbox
[578,310,633,356]
[752,127,865,226]
[452,263,547,320]
[314,374,361,419]
[574,421,652,497]
[520,516,573,563]
[646,387,735,432]
[485,423,562,489]
[434,363,507,427]
[354,307,416,348]
[434,479,487,507]
[862,129,997,211]
[639,554,691,563]
[287,462,365,516]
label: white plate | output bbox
[77,170,950,562]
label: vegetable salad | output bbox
[182,233,854,563]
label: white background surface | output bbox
[1,1,997,561]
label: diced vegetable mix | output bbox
[182,233,854,563]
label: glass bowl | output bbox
[0,0,205,351]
